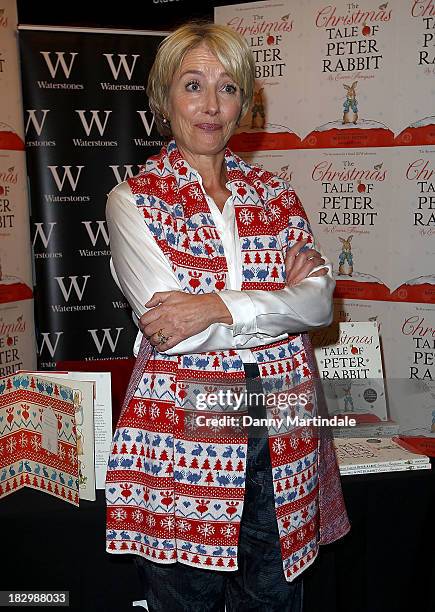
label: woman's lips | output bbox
[196,123,222,131]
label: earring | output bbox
[162,116,170,124]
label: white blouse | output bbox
[106,169,335,360]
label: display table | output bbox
[2,463,434,612]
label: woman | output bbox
[105,22,349,612]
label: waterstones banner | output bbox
[19,27,166,367]
[216,1,435,449]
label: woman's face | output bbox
[167,43,242,157]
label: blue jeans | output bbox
[133,433,303,611]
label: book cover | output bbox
[0,373,79,505]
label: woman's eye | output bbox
[223,84,237,94]
[185,80,200,91]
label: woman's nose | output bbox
[204,88,219,115]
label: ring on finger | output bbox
[156,328,169,345]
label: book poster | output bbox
[0,0,25,150]
[0,150,33,302]
[0,299,36,377]
[394,2,435,146]
[284,147,393,299]
[215,0,305,151]
[383,301,435,444]
[388,146,435,296]
[311,321,387,421]
[302,0,397,146]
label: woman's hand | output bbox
[139,291,233,351]
[285,238,328,287]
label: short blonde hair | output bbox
[147,22,255,137]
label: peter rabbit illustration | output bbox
[338,236,353,276]
[251,87,266,129]
[342,383,355,412]
[342,82,358,124]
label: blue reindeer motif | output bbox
[151,463,163,475]
[235,445,245,458]
[134,533,142,542]
[67,476,74,487]
[120,458,134,469]
[195,357,210,370]
[42,466,49,478]
[242,237,251,249]
[288,490,298,502]
[34,464,41,475]
[268,236,278,248]
[226,547,236,556]
[24,461,32,473]
[231,357,243,369]
[222,361,231,373]
[118,530,130,541]
[149,223,163,238]
[21,377,29,389]
[162,540,173,549]
[278,346,286,358]
[0,382,5,394]
[181,542,192,551]
[216,473,231,486]
[46,383,53,395]
[59,473,65,484]
[121,429,131,442]
[50,471,57,481]
[107,530,117,540]
[60,388,69,401]
[206,445,217,457]
[183,356,194,368]
[256,267,269,281]
[253,236,264,249]
[135,431,143,443]
[186,471,202,484]
[0,469,7,481]
[256,352,265,362]
[296,460,303,472]
[265,349,275,360]
[13,377,21,389]
[191,245,203,255]
[191,444,203,456]
[174,470,185,481]
[18,463,23,473]
[165,435,173,448]
[242,268,255,281]
[297,218,305,228]
[222,446,233,458]
[276,494,286,506]
[232,476,245,486]
[196,544,207,554]
[213,546,224,556]
[108,458,119,469]
[37,381,44,393]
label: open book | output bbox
[0,373,79,506]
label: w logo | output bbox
[48,166,84,192]
[33,222,57,249]
[76,110,112,136]
[39,332,63,358]
[82,221,110,246]
[88,328,123,354]
[137,111,156,136]
[109,165,141,183]
[55,275,90,302]
[40,51,78,79]
[103,54,140,80]
[25,110,50,136]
